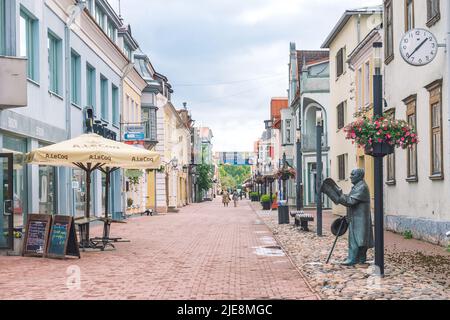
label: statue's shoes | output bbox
[340,260,357,267]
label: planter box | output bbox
[365,142,394,158]
[261,202,271,210]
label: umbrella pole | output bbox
[85,165,92,248]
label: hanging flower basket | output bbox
[344,116,419,158]
[276,168,296,181]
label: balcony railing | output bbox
[302,134,328,152]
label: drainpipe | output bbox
[65,2,84,216]
[447,0,450,173]
[357,14,361,44]
[120,63,135,217]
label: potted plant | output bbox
[127,197,134,208]
[250,192,260,202]
[344,116,419,157]
[260,194,272,210]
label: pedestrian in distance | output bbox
[222,190,230,207]
[232,190,239,207]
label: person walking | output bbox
[222,190,230,207]
[232,190,239,207]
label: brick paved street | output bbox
[0,199,318,300]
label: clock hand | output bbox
[409,38,428,58]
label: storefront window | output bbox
[73,169,87,218]
[2,135,27,227]
[38,143,56,215]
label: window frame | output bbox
[403,94,418,182]
[70,50,81,106]
[338,154,347,181]
[20,7,39,82]
[385,109,396,185]
[405,0,415,32]
[100,75,109,122]
[0,0,5,55]
[425,79,444,180]
[86,63,96,113]
[426,0,440,27]
[336,47,345,78]
[48,30,62,96]
[384,0,394,64]
[112,84,119,126]
[337,101,346,130]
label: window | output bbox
[405,0,415,31]
[426,80,443,179]
[142,107,158,142]
[124,44,132,61]
[357,68,363,110]
[338,154,347,181]
[337,101,346,130]
[71,51,81,105]
[86,64,96,111]
[107,20,116,42]
[48,31,62,95]
[404,95,417,181]
[0,0,6,55]
[364,61,370,106]
[285,119,292,144]
[100,76,108,121]
[385,110,396,184]
[95,4,105,29]
[384,0,394,63]
[20,8,39,81]
[112,85,119,126]
[427,0,440,26]
[336,47,345,78]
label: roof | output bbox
[321,5,383,48]
[270,97,288,122]
[347,25,382,64]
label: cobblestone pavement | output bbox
[252,203,450,300]
[0,199,318,300]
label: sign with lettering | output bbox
[46,215,80,259]
[22,214,52,257]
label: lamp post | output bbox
[316,108,323,237]
[296,114,304,212]
[373,42,385,276]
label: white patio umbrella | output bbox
[26,133,161,247]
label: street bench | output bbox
[291,211,315,231]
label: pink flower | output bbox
[378,138,383,143]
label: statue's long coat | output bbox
[339,180,374,248]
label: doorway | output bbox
[0,153,13,250]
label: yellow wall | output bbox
[147,170,156,209]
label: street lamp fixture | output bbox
[373,42,382,75]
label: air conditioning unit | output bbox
[0,56,28,108]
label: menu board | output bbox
[22,215,52,257]
[46,215,80,259]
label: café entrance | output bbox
[0,153,14,250]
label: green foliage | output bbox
[127,198,134,208]
[219,165,251,190]
[250,192,260,197]
[260,194,271,203]
[447,245,450,253]
[403,230,413,240]
[197,164,214,192]
[126,169,143,185]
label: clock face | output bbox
[400,28,438,66]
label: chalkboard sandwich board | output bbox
[22,214,52,257]
[46,215,80,259]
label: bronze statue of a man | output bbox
[337,168,374,266]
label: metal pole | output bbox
[373,52,384,276]
[316,114,323,237]
[447,0,450,171]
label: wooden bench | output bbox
[291,211,315,231]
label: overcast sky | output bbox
[108,0,381,152]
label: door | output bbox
[0,153,14,250]
[308,163,317,205]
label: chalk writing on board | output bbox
[26,221,47,254]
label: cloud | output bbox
[110,0,383,152]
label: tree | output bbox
[197,164,214,192]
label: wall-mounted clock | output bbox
[399,28,439,66]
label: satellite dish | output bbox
[66,4,83,26]
[366,13,382,30]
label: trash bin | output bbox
[278,202,290,224]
